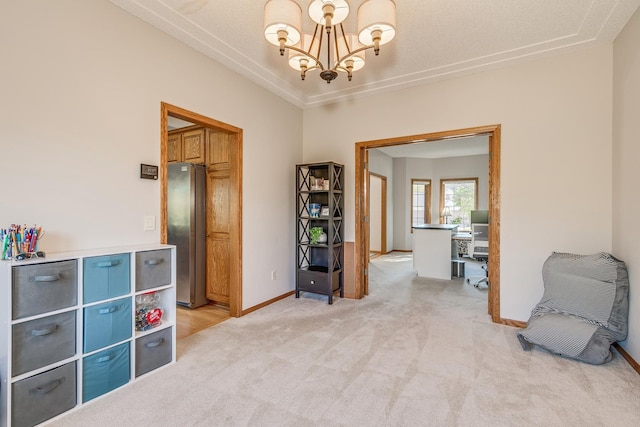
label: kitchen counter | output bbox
[412,224,458,280]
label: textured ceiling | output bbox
[110,0,640,109]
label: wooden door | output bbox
[205,130,231,304]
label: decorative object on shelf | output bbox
[320,205,330,217]
[309,203,321,217]
[1,224,45,260]
[310,226,324,244]
[310,176,325,190]
[135,291,163,331]
[264,0,397,83]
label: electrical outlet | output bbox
[271,270,277,280]
[144,215,156,231]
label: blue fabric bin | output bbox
[83,253,131,303]
[83,342,130,402]
[83,297,132,353]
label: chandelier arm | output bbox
[336,23,348,57]
[332,44,374,71]
[312,25,324,68]
[333,24,341,62]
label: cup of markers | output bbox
[1,225,45,260]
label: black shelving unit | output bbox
[295,162,344,304]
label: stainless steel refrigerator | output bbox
[167,162,209,308]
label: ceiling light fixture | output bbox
[264,0,396,84]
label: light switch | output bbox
[144,216,156,231]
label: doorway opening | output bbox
[159,103,243,328]
[355,124,501,322]
[369,172,387,259]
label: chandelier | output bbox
[264,0,397,83]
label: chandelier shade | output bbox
[308,0,350,26]
[335,33,365,72]
[264,0,302,50]
[357,0,396,47]
[288,34,319,72]
[263,0,397,84]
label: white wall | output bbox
[0,0,302,311]
[368,149,394,251]
[393,154,489,250]
[303,45,613,322]
[392,158,408,252]
[613,7,640,363]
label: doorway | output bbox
[355,124,501,322]
[369,173,387,258]
[159,102,243,319]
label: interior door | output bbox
[205,130,232,305]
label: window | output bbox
[411,179,431,229]
[440,178,478,231]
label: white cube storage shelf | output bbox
[0,244,176,427]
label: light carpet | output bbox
[51,252,640,426]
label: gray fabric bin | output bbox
[12,362,77,427]
[12,260,78,319]
[135,327,173,377]
[135,249,171,291]
[12,310,77,376]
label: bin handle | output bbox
[97,348,125,363]
[145,338,164,348]
[30,377,65,395]
[144,258,162,266]
[33,274,60,282]
[96,260,121,268]
[30,324,58,336]
[98,305,120,315]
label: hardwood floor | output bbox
[176,303,230,340]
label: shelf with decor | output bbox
[295,162,344,304]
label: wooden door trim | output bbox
[362,150,369,295]
[369,172,387,254]
[355,124,501,323]
[160,102,243,318]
